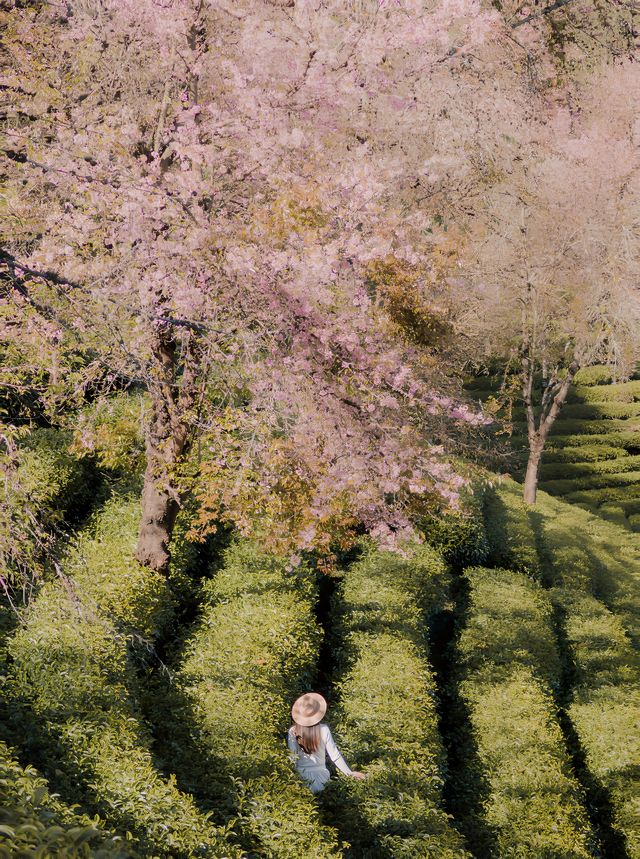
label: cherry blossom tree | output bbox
[1,0,526,571]
[455,61,640,504]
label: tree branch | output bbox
[0,251,207,333]
[512,0,580,27]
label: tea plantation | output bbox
[1,429,639,858]
[467,365,640,531]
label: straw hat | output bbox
[291,692,327,727]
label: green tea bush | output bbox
[567,380,640,404]
[541,470,640,497]
[629,513,640,531]
[322,544,470,859]
[572,365,617,386]
[566,487,640,508]
[0,739,128,859]
[539,455,640,482]
[453,567,594,858]
[534,490,640,649]
[543,445,629,463]
[563,402,640,420]
[514,418,640,436]
[418,487,489,568]
[597,503,631,529]
[546,431,640,450]
[465,376,502,392]
[20,428,98,521]
[552,590,640,858]
[6,493,240,859]
[70,393,147,475]
[482,482,540,577]
[512,402,640,422]
[176,541,342,859]
[1,428,98,584]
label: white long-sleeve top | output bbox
[287,723,352,793]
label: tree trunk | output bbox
[523,438,543,504]
[135,325,187,576]
[522,359,580,506]
[136,469,180,574]
[134,323,204,575]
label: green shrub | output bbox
[546,431,640,450]
[452,567,594,858]
[0,739,129,858]
[597,503,631,529]
[464,376,502,392]
[539,455,640,482]
[566,487,640,508]
[70,393,147,474]
[541,470,640,497]
[559,402,640,420]
[512,402,640,422]
[6,493,239,859]
[567,380,640,404]
[534,490,640,649]
[629,513,640,531]
[482,482,540,577]
[322,545,470,858]
[456,567,560,684]
[543,445,630,464]
[552,589,640,859]
[418,487,489,568]
[572,365,618,386]
[1,428,98,584]
[518,418,640,436]
[176,541,342,859]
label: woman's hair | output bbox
[293,721,322,754]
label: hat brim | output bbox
[291,692,327,726]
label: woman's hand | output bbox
[350,771,366,780]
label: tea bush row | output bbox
[567,379,640,404]
[482,484,540,577]
[540,470,640,497]
[418,486,489,568]
[572,365,622,386]
[533,491,640,647]
[566,487,640,510]
[544,431,640,451]
[176,541,343,859]
[512,418,640,437]
[512,402,640,422]
[543,591,640,856]
[322,544,471,859]
[452,566,594,858]
[539,454,640,482]
[6,493,240,859]
[0,738,129,859]
[542,444,631,464]
[1,428,98,585]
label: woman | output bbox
[287,692,365,793]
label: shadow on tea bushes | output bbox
[321,544,472,859]
[5,492,241,859]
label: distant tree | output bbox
[456,62,640,503]
[1,0,515,571]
